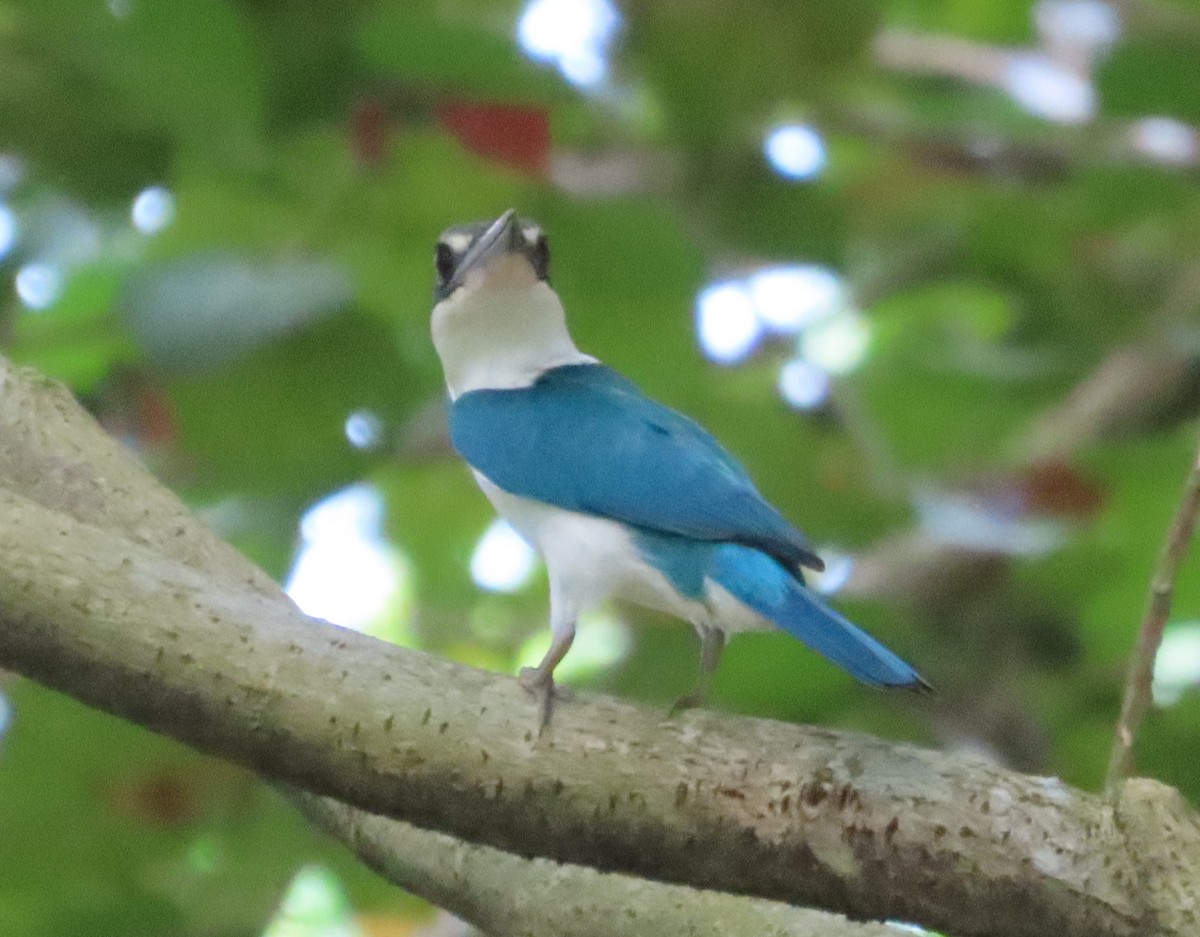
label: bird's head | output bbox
[430,210,589,398]
[433,208,550,304]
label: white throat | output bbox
[431,277,595,399]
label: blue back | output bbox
[450,364,822,572]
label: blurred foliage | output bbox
[1,0,1200,934]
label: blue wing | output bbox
[449,364,823,572]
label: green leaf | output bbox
[166,311,420,499]
[359,0,566,101]
[1098,39,1200,122]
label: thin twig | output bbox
[1107,426,1200,788]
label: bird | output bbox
[430,209,929,727]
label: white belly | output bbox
[473,471,770,634]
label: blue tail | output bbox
[712,545,927,689]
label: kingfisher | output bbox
[431,209,928,726]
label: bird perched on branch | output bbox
[431,209,928,727]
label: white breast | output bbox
[473,472,771,634]
[431,276,595,399]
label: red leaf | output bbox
[436,100,551,176]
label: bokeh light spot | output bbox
[1153,622,1200,707]
[800,309,870,374]
[286,485,406,634]
[0,690,11,753]
[1035,0,1120,53]
[517,0,620,91]
[914,488,1067,556]
[763,124,827,181]
[0,204,17,261]
[778,358,831,410]
[696,280,763,364]
[471,519,539,593]
[344,409,383,450]
[15,262,62,311]
[1129,116,1198,166]
[263,865,360,937]
[1003,54,1095,123]
[749,264,843,332]
[810,549,855,596]
[131,185,176,235]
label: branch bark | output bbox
[0,358,1197,937]
[289,790,901,937]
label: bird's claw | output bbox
[518,666,572,733]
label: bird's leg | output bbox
[518,589,576,732]
[670,626,726,716]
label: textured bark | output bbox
[290,790,902,937]
[0,357,1197,937]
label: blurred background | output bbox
[2,0,1200,933]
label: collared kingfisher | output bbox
[431,209,928,726]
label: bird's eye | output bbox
[530,234,550,280]
[435,242,457,284]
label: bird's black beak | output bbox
[446,208,523,293]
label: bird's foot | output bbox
[518,666,572,733]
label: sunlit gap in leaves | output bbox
[1002,54,1095,123]
[695,265,867,410]
[471,518,539,593]
[343,409,384,451]
[808,549,855,596]
[1153,622,1200,707]
[14,262,62,311]
[696,280,763,364]
[0,689,12,755]
[763,124,827,181]
[517,0,621,91]
[131,185,175,235]
[11,196,106,313]
[800,308,870,375]
[1035,0,1120,54]
[998,0,1119,125]
[285,484,413,644]
[0,204,16,260]
[749,264,843,333]
[913,488,1068,556]
[517,609,632,683]
[262,864,362,937]
[777,358,830,410]
[1129,117,1199,167]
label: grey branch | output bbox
[290,790,901,937]
[0,357,1198,937]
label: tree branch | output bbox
[0,357,1197,937]
[289,789,901,937]
[1107,427,1200,785]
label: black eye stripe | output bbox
[432,217,551,296]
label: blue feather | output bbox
[453,363,925,690]
[450,364,823,571]
[710,545,924,688]
[633,530,923,688]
